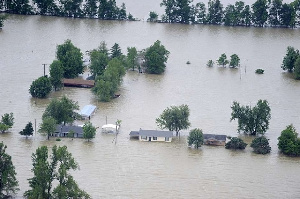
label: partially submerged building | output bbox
[130,129,173,142]
[79,104,96,120]
[51,125,84,138]
[203,134,227,146]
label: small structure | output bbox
[203,134,227,146]
[79,105,96,120]
[52,125,84,138]
[101,124,119,133]
[63,78,95,88]
[129,129,173,142]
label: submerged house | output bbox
[203,134,227,146]
[51,125,84,138]
[129,129,173,142]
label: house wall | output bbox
[139,136,172,142]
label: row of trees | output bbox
[0,142,90,198]
[156,0,300,28]
[281,46,300,79]
[1,0,134,20]
[207,53,240,68]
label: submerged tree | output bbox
[229,54,240,68]
[39,117,57,140]
[251,0,269,27]
[281,46,299,72]
[217,53,228,67]
[49,60,64,91]
[29,76,52,98]
[206,0,224,24]
[0,113,14,133]
[19,122,34,138]
[83,122,96,141]
[156,104,191,136]
[188,128,204,149]
[225,137,247,149]
[278,124,300,156]
[250,136,271,154]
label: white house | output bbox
[129,130,173,142]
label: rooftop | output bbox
[203,134,227,141]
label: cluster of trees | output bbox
[0,142,89,198]
[281,46,300,79]
[0,113,14,133]
[1,0,134,20]
[0,15,7,28]
[157,0,300,28]
[207,53,240,68]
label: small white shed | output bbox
[101,124,119,133]
[79,105,96,119]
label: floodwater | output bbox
[1,1,300,198]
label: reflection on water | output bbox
[1,14,300,198]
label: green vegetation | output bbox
[229,54,240,68]
[156,104,191,136]
[19,122,34,138]
[126,47,138,71]
[230,100,271,136]
[255,69,264,74]
[207,60,214,67]
[29,76,52,98]
[225,137,247,150]
[0,142,19,199]
[0,15,8,28]
[83,122,96,142]
[24,145,90,199]
[281,46,299,72]
[148,11,159,22]
[49,60,64,91]
[217,53,229,67]
[39,117,57,140]
[250,136,271,154]
[188,128,204,149]
[144,40,170,74]
[0,113,14,133]
[278,124,300,156]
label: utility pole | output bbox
[42,64,47,76]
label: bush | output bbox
[225,137,247,150]
[56,138,61,141]
[29,76,52,98]
[255,69,264,74]
[250,136,271,154]
[278,124,300,156]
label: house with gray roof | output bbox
[129,129,173,142]
[203,134,227,146]
[51,125,84,138]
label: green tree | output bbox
[126,47,138,70]
[251,0,269,27]
[156,104,191,136]
[56,39,83,78]
[250,136,271,154]
[174,0,192,24]
[229,54,240,68]
[144,40,170,74]
[278,124,300,156]
[160,0,176,23]
[39,117,57,140]
[0,142,19,198]
[279,3,296,28]
[24,145,90,199]
[33,0,58,15]
[84,0,98,18]
[241,5,251,26]
[294,56,300,79]
[188,128,204,149]
[225,137,247,149]
[0,15,7,28]
[230,100,271,136]
[206,0,224,24]
[0,123,10,133]
[281,46,299,72]
[224,4,237,26]
[89,50,109,78]
[0,113,14,133]
[29,76,52,98]
[19,122,34,138]
[49,60,64,91]
[207,59,214,67]
[110,43,122,59]
[268,0,283,26]
[217,53,228,67]
[148,11,159,22]
[196,2,206,23]
[118,3,127,20]
[83,122,96,141]
[6,0,33,14]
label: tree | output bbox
[0,142,19,198]
[33,0,58,15]
[217,53,228,67]
[29,76,52,98]
[225,137,247,149]
[49,60,64,91]
[206,0,224,24]
[84,0,98,18]
[0,113,14,133]
[19,122,34,138]
[83,122,96,141]
[250,136,271,154]
[144,40,170,74]
[224,4,237,26]
[173,0,192,24]
[229,54,240,68]
[39,117,57,140]
[56,39,83,78]
[268,0,283,26]
[160,0,176,23]
[281,46,299,72]
[279,3,296,28]
[294,56,300,79]
[89,50,109,78]
[6,0,33,14]
[230,100,271,136]
[196,2,206,23]
[188,128,204,149]
[110,43,122,59]
[251,0,269,27]
[118,3,127,20]
[126,47,138,70]
[156,104,191,136]
[278,124,300,156]
[207,60,214,67]
[241,5,251,26]
[148,11,158,22]
[0,15,7,29]
[42,96,79,125]
[24,145,90,199]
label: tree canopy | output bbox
[0,142,19,198]
[225,137,247,149]
[156,104,191,136]
[19,122,34,138]
[281,46,300,72]
[229,54,240,68]
[278,124,300,156]
[217,53,228,67]
[83,122,96,141]
[39,117,57,140]
[250,136,271,154]
[29,76,52,98]
[231,100,271,136]
[49,60,64,91]
[89,49,109,79]
[0,113,14,133]
[188,128,204,149]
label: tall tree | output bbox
[160,0,176,23]
[33,0,58,15]
[83,122,96,141]
[126,47,138,71]
[118,3,127,20]
[19,122,34,138]
[89,50,109,78]
[188,128,204,149]
[206,0,224,24]
[49,60,64,91]
[6,0,33,14]
[56,39,83,78]
[241,5,251,26]
[224,4,237,26]
[278,124,300,156]
[269,0,283,26]
[110,43,122,59]
[0,113,14,133]
[58,0,83,17]
[281,46,299,72]
[174,0,192,24]
[39,117,57,140]
[156,104,191,136]
[279,3,296,28]
[196,2,206,23]
[84,0,98,18]
[29,76,52,98]
[230,100,271,136]
[217,53,228,67]
[144,40,170,74]
[229,54,240,68]
[0,142,19,198]
[251,0,269,27]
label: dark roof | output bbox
[56,125,83,135]
[139,130,173,137]
[203,134,227,141]
[129,131,140,136]
[63,78,95,88]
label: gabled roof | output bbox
[129,131,140,136]
[203,134,227,141]
[139,130,173,137]
[80,105,96,117]
[56,125,83,135]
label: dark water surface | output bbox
[0,8,300,199]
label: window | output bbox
[165,137,169,141]
[153,137,157,140]
[141,136,147,140]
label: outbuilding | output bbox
[203,134,227,146]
